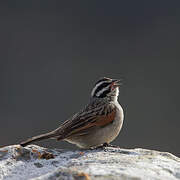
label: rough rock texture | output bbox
[0,145,180,180]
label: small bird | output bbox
[20,77,124,148]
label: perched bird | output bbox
[20,77,124,148]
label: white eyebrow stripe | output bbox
[96,85,110,97]
[91,80,109,97]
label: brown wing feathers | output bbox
[57,104,116,139]
[20,103,116,145]
[95,109,116,127]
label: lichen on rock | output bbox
[0,145,179,180]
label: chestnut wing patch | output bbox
[95,109,116,127]
[64,106,116,138]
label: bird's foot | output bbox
[91,143,120,150]
[102,143,120,148]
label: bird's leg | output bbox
[102,143,120,148]
[90,145,104,150]
[91,143,120,150]
[90,144,106,150]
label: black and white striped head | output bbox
[91,77,121,100]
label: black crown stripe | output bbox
[98,89,111,98]
[94,82,111,97]
[95,77,111,86]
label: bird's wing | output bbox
[56,103,116,140]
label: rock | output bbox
[0,145,179,180]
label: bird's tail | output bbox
[20,131,58,147]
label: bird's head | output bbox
[91,77,122,101]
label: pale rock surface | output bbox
[0,145,180,180]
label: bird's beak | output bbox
[112,79,122,87]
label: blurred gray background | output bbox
[0,1,180,156]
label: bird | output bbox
[20,77,124,149]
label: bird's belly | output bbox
[66,104,124,148]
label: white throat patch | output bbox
[114,87,119,101]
